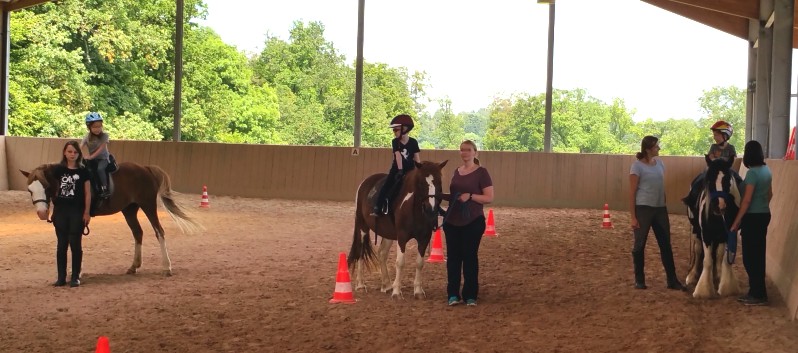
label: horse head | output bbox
[702,154,737,218]
[408,160,448,224]
[20,164,57,220]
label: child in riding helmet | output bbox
[370,114,422,216]
[708,120,737,161]
[81,112,112,199]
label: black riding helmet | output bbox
[389,114,414,135]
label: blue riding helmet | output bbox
[85,112,103,125]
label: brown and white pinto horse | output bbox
[348,160,447,299]
[682,155,741,298]
[21,162,202,276]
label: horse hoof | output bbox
[391,292,403,300]
[414,292,426,300]
[126,268,137,275]
[162,270,173,277]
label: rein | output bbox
[707,189,737,265]
[441,192,471,227]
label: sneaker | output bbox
[737,295,753,303]
[69,279,80,288]
[634,282,647,290]
[53,279,67,287]
[466,299,477,306]
[448,296,461,306]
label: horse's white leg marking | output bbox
[717,246,738,296]
[399,192,414,211]
[686,236,701,285]
[157,233,172,276]
[693,243,715,298]
[352,230,367,291]
[391,243,405,299]
[354,257,366,291]
[425,175,435,209]
[129,242,143,274]
[378,239,393,293]
[413,247,426,299]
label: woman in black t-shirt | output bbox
[51,141,92,287]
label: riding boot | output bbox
[370,197,381,217]
[71,250,83,282]
[55,250,67,286]
[99,185,110,199]
[633,251,646,289]
[663,254,687,291]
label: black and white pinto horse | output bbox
[682,155,741,298]
[348,161,447,299]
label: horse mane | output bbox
[29,163,61,189]
[701,156,741,219]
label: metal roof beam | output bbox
[8,0,52,11]
[667,0,758,20]
[642,0,749,41]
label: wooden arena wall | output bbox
[3,136,797,320]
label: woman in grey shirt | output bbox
[629,135,686,291]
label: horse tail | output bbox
[146,165,204,234]
[348,226,376,271]
[348,189,376,270]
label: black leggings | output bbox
[52,208,84,281]
[443,216,486,301]
[741,213,771,300]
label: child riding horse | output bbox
[349,160,447,299]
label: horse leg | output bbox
[717,246,739,296]
[141,203,172,276]
[693,242,715,298]
[391,243,406,299]
[377,238,394,293]
[685,236,701,285]
[354,259,366,292]
[413,247,426,299]
[353,228,369,292]
[122,205,144,275]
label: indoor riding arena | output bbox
[2,136,798,352]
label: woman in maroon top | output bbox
[443,140,494,306]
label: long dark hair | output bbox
[635,136,658,160]
[60,140,84,166]
[742,140,766,168]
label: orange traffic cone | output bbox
[427,228,445,263]
[199,185,210,208]
[602,203,614,229]
[483,209,497,237]
[95,336,110,353]
[329,252,356,304]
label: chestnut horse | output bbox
[348,160,447,299]
[21,162,202,276]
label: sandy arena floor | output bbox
[1,190,797,353]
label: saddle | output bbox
[86,155,118,215]
[368,175,404,216]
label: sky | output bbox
[197,0,797,124]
